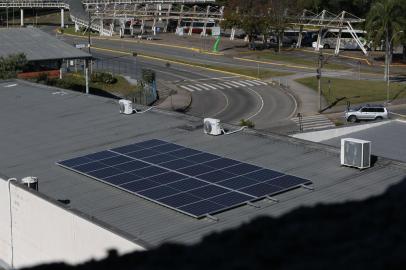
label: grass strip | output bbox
[296,77,406,105]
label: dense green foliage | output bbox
[220,0,405,55]
[0,53,27,79]
[366,0,405,48]
[220,0,373,17]
[91,72,118,84]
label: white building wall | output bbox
[0,179,144,269]
[0,180,12,269]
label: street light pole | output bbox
[386,30,403,104]
[317,50,324,112]
[88,11,91,54]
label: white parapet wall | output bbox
[0,178,145,269]
[291,121,391,142]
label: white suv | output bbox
[345,105,388,123]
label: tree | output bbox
[0,53,27,79]
[221,0,271,49]
[366,0,405,80]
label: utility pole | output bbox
[386,30,404,104]
[88,11,92,75]
[133,52,138,79]
[6,5,8,28]
[88,11,91,54]
[317,50,324,112]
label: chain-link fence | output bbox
[128,80,158,106]
[64,57,157,105]
[93,57,137,79]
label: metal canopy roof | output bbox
[0,28,91,61]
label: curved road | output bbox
[55,30,296,130]
[181,80,296,129]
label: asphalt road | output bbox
[55,32,297,130]
[58,33,313,74]
[89,50,296,129]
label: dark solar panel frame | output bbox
[57,139,312,218]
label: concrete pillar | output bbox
[75,22,79,32]
[61,9,65,28]
[20,9,24,26]
[230,28,235,41]
[141,20,145,34]
[152,18,156,36]
[100,19,104,36]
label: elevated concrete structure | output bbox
[0,0,222,36]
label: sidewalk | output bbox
[123,76,192,112]
[268,73,329,116]
[155,81,192,112]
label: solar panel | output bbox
[57,139,312,218]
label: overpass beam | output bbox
[61,9,65,28]
[20,9,24,27]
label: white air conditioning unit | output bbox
[203,118,222,136]
[119,99,134,115]
[341,138,371,169]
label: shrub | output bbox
[239,119,255,128]
[36,72,49,83]
[91,72,117,84]
[0,53,28,79]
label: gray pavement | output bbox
[269,73,329,116]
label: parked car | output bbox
[344,105,389,122]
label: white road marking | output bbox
[212,84,224,89]
[247,80,264,86]
[230,81,248,87]
[194,84,211,90]
[218,83,232,89]
[239,81,255,86]
[187,85,204,91]
[212,89,230,118]
[223,81,241,88]
[201,83,218,90]
[246,87,265,120]
[3,83,17,88]
[180,85,195,92]
[172,76,240,84]
[252,80,268,85]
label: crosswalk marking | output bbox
[230,81,248,87]
[202,83,218,90]
[218,83,232,89]
[180,85,195,92]
[247,80,265,86]
[240,80,255,86]
[188,85,204,91]
[252,80,268,86]
[195,84,211,90]
[177,80,269,92]
[292,115,335,131]
[222,81,239,87]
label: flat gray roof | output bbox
[1,80,405,248]
[322,121,406,163]
[0,28,91,61]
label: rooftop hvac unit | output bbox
[21,176,39,191]
[203,118,222,136]
[341,138,371,169]
[119,99,134,115]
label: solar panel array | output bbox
[57,139,312,218]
